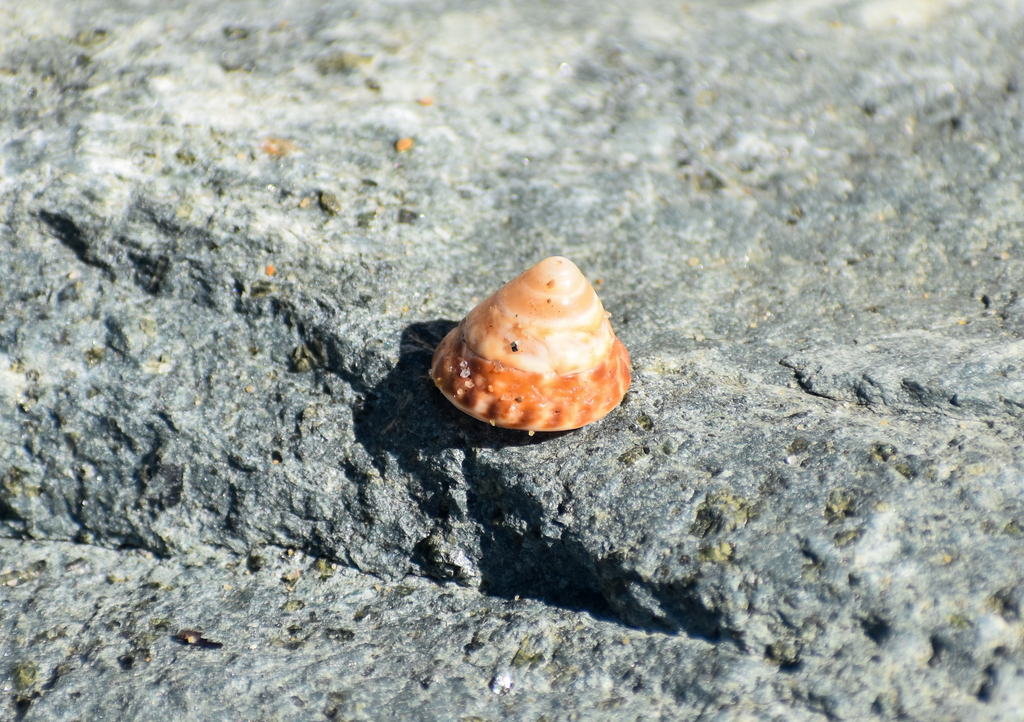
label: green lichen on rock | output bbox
[617,445,650,466]
[0,560,46,587]
[871,443,898,462]
[1,467,37,499]
[312,557,335,581]
[314,51,371,75]
[325,628,354,642]
[699,540,735,563]
[892,462,916,479]
[765,639,801,667]
[248,280,276,298]
[319,191,342,216]
[511,636,545,668]
[788,436,810,455]
[833,528,863,547]
[12,661,38,691]
[291,342,325,373]
[83,347,105,365]
[949,614,973,631]
[690,491,755,537]
[825,488,856,523]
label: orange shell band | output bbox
[431,322,631,432]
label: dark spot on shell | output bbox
[511,341,519,352]
[462,382,482,409]
[518,405,538,426]
[546,279,555,288]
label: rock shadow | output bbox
[351,321,616,620]
[350,322,741,641]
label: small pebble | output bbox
[260,137,297,158]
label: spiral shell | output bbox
[431,256,631,432]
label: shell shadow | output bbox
[348,322,743,641]
[356,320,570,450]
[350,321,618,620]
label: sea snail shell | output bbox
[431,256,631,432]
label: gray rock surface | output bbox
[2,0,1024,719]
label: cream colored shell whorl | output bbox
[431,256,631,432]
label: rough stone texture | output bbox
[2,0,1024,719]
